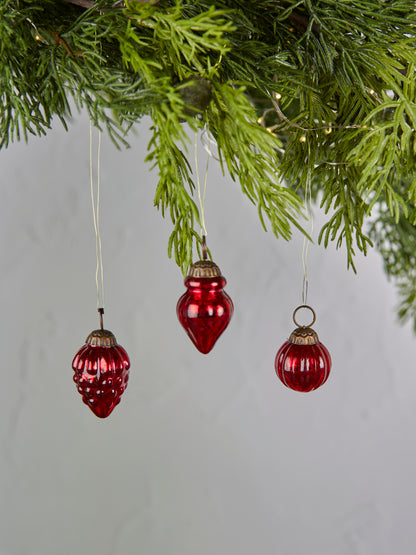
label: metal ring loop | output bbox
[293,305,316,328]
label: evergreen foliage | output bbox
[2,0,416,326]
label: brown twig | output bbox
[288,11,320,34]
[61,0,95,8]
[60,0,160,8]
[51,30,86,57]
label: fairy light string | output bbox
[89,121,105,310]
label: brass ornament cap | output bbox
[289,326,319,346]
[187,260,222,278]
[85,329,117,347]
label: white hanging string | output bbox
[89,121,105,309]
[195,129,209,238]
[301,164,313,305]
[200,125,220,162]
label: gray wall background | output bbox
[1,109,415,555]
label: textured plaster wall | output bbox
[1,109,416,555]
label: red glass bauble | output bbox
[275,305,331,392]
[72,329,130,418]
[177,260,233,354]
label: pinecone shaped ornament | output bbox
[275,305,331,392]
[72,311,130,418]
[177,254,233,354]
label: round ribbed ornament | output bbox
[177,247,233,354]
[72,311,130,418]
[275,305,331,392]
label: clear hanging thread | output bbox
[200,124,220,162]
[194,129,209,240]
[89,121,105,310]
[301,156,313,305]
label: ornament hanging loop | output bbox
[98,307,104,330]
[293,304,316,328]
[202,235,208,260]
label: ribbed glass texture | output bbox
[177,276,233,354]
[275,341,331,392]
[72,343,130,418]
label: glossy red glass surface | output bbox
[177,275,233,354]
[275,341,331,392]
[72,343,130,418]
